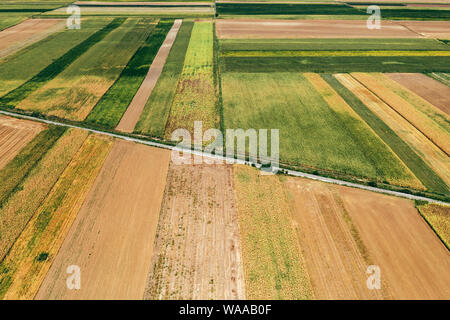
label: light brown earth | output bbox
[116,19,182,133]
[0,116,44,170]
[36,140,170,300]
[285,177,386,300]
[285,177,450,299]
[0,19,64,59]
[395,20,450,39]
[340,185,450,299]
[144,161,246,300]
[387,73,450,115]
[216,19,422,39]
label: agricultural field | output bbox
[0,0,448,304]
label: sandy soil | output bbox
[216,19,422,39]
[144,162,246,300]
[36,140,170,300]
[340,184,450,299]
[0,115,44,170]
[0,19,64,59]
[387,73,450,115]
[285,177,385,299]
[395,20,450,39]
[116,19,182,133]
[285,177,450,299]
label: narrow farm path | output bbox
[116,19,182,133]
[0,109,448,206]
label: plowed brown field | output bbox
[0,116,44,170]
[395,20,450,39]
[36,141,170,300]
[0,19,64,58]
[285,177,450,299]
[216,19,421,39]
[388,73,450,115]
[144,162,246,300]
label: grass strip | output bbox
[86,19,173,129]
[0,134,113,299]
[134,20,194,137]
[0,18,125,109]
[322,74,449,195]
[0,125,66,210]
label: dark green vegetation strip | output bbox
[220,38,450,52]
[86,19,174,129]
[381,9,450,20]
[0,125,66,209]
[134,20,194,138]
[221,56,450,73]
[322,74,449,195]
[0,18,125,109]
[216,3,362,15]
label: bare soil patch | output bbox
[395,20,450,39]
[216,19,421,39]
[285,177,450,299]
[285,177,385,299]
[388,73,450,115]
[340,184,450,299]
[0,115,44,170]
[116,19,182,133]
[36,140,170,300]
[144,162,246,300]
[0,19,64,59]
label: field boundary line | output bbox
[349,73,449,157]
[1,110,448,205]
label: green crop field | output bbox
[220,38,450,52]
[0,18,120,109]
[15,18,151,121]
[221,72,422,186]
[86,19,174,129]
[221,56,450,73]
[216,3,362,16]
[134,20,194,138]
[0,13,33,31]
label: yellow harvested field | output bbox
[0,116,45,170]
[352,73,450,155]
[145,161,246,300]
[304,73,422,190]
[341,186,450,299]
[37,141,170,300]
[285,176,450,299]
[335,73,450,187]
[0,128,88,263]
[233,165,312,300]
[387,73,450,115]
[417,203,450,249]
[0,134,113,300]
[284,177,385,299]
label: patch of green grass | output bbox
[134,20,194,137]
[85,19,174,128]
[220,38,450,52]
[221,56,450,73]
[322,74,448,195]
[0,13,32,31]
[0,18,124,109]
[0,125,66,209]
[216,3,362,16]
